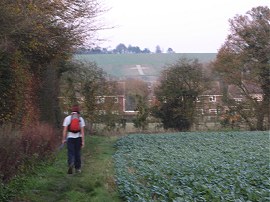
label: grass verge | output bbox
[12,135,122,202]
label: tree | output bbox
[155,45,162,53]
[213,6,270,130]
[142,48,151,54]
[60,61,108,120]
[127,45,141,53]
[152,58,207,131]
[167,48,175,53]
[0,0,105,127]
[114,43,127,54]
[124,79,149,111]
[60,61,124,131]
[133,95,149,131]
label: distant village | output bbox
[75,52,265,131]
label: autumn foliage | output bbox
[214,6,270,130]
[0,124,59,182]
[0,0,104,183]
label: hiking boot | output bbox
[67,165,73,174]
[75,169,81,173]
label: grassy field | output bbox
[74,53,217,78]
[114,131,269,201]
[11,136,122,202]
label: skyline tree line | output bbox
[76,44,175,54]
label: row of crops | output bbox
[114,132,269,202]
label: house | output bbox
[196,81,223,120]
[95,95,139,122]
[227,82,263,103]
[194,79,265,130]
[95,95,125,115]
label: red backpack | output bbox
[68,113,81,133]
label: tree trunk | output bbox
[256,98,270,130]
[256,112,264,131]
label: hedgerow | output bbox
[0,123,59,200]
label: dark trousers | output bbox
[67,137,82,169]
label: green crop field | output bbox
[74,53,217,79]
[114,131,269,201]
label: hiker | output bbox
[62,105,86,174]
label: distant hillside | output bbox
[74,53,217,80]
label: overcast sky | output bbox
[97,0,270,53]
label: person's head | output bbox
[71,105,80,113]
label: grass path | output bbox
[15,135,122,202]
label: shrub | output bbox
[0,123,60,182]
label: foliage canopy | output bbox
[214,6,270,130]
[0,0,104,126]
[153,58,207,131]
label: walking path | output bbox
[13,136,121,202]
[130,64,148,75]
